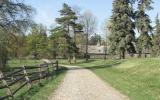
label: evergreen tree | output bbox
[109,0,136,59]
[56,3,81,63]
[135,0,153,58]
[152,14,160,56]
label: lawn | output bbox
[60,58,160,100]
[7,59,42,68]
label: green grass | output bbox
[0,59,67,100]
[60,58,160,100]
[7,59,42,68]
[15,68,67,100]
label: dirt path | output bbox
[49,65,128,100]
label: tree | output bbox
[50,26,78,63]
[80,10,97,62]
[0,30,8,69]
[135,0,153,58]
[7,33,27,58]
[0,0,33,69]
[89,33,102,45]
[103,19,112,59]
[55,3,80,63]
[152,14,160,56]
[109,0,136,59]
[0,0,33,30]
[26,24,48,59]
[49,26,68,59]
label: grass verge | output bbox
[60,58,160,100]
[1,59,67,100]
[15,67,66,100]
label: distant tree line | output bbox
[2,0,160,70]
[0,2,98,69]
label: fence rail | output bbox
[0,61,59,100]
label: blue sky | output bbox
[25,0,160,35]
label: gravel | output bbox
[49,65,129,100]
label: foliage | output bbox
[109,0,136,59]
[54,3,81,63]
[0,0,34,69]
[26,24,48,59]
[151,14,160,56]
[49,26,78,59]
[0,0,34,31]
[0,41,8,69]
[135,0,153,57]
[89,33,102,45]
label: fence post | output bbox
[47,63,50,78]
[38,65,42,84]
[0,71,13,99]
[50,63,54,79]
[11,69,15,82]
[44,64,49,80]
[22,66,32,89]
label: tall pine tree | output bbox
[135,0,153,58]
[55,3,81,63]
[152,14,160,56]
[109,0,135,59]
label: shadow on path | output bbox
[65,61,122,71]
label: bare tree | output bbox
[80,10,97,62]
[102,19,112,60]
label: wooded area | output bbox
[0,0,159,65]
[0,0,160,69]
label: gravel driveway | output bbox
[49,65,128,100]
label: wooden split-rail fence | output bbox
[0,61,59,100]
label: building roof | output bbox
[78,45,105,54]
[88,45,105,54]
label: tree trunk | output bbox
[104,51,107,60]
[119,51,122,59]
[122,49,125,59]
[104,42,107,60]
[144,53,147,58]
[138,50,142,58]
[73,22,76,64]
[73,54,76,64]
[144,47,147,58]
[85,33,89,62]
[53,52,56,59]
[119,49,125,59]
[0,58,3,70]
[68,56,71,64]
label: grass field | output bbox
[60,58,160,100]
[7,59,42,68]
[0,59,66,100]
